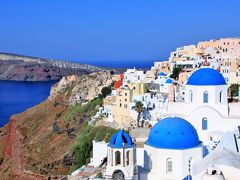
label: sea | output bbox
[0,80,56,127]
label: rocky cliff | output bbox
[0,71,113,179]
[0,53,106,81]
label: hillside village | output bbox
[1,38,240,180]
[58,37,240,180]
[59,38,240,129]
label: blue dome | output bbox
[165,78,173,84]
[109,130,134,148]
[187,68,226,86]
[158,72,166,76]
[146,117,200,149]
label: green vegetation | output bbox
[96,172,103,178]
[228,84,240,99]
[170,67,182,79]
[101,86,112,98]
[64,85,113,122]
[69,124,117,172]
[110,70,115,75]
[52,100,60,107]
[66,83,76,97]
[64,97,103,122]
[133,101,144,127]
[64,85,118,172]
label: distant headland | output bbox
[0,53,124,81]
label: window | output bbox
[123,150,125,167]
[220,91,223,103]
[115,151,121,165]
[111,149,113,166]
[166,158,173,173]
[203,91,208,103]
[189,90,193,102]
[126,151,130,166]
[188,157,193,174]
[124,104,127,108]
[119,103,122,108]
[125,93,127,96]
[202,117,208,130]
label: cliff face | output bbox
[0,53,105,81]
[0,71,113,179]
[49,72,113,104]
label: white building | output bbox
[102,116,240,180]
[220,66,231,83]
[89,141,108,167]
[193,148,240,180]
[165,68,240,146]
[142,117,203,180]
[130,92,168,123]
[123,68,145,86]
[104,117,205,180]
[155,72,167,83]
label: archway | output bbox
[115,151,121,165]
[112,170,125,180]
[166,158,173,173]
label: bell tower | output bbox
[105,130,138,180]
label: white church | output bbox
[104,116,240,180]
[105,117,203,180]
[165,68,240,146]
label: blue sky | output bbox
[0,0,240,68]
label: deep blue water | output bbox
[0,81,56,127]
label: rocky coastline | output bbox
[0,53,110,81]
[0,71,113,179]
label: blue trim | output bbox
[108,144,136,148]
[183,175,192,180]
[145,141,202,150]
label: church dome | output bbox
[165,78,173,84]
[146,117,200,149]
[158,72,166,76]
[187,68,226,86]
[109,130,134,148]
